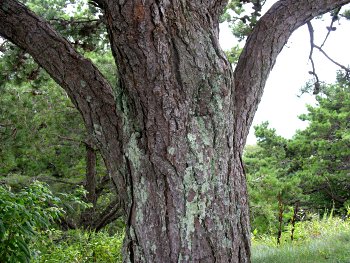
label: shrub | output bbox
[0,181,63,263]
[32,229,124,262]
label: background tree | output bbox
[290,73,350,211]
[244,125,303,236]
[1,0,350,261]
[245,73,350,237]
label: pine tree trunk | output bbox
[102,2,251,261]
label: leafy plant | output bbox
[31,228,124,263]
[0,181,64,262]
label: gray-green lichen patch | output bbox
[134,176,148,223]
[80,79,87,88]
[125,134,148,224]
[125,177,149,262]
[1,1,10,11]
[195,117,212,147]
[212,94,223,111]
[181,165,212,250]
[187,133,197,145]
[180,115,223,251]
[151,244,157,253]
[93,123,102,137]
[115,91,132,136]
[167,146,176,156]
[181,167,198,249]
[162,225,166,232]
[137,177,148,203]
[125,132,142,170]
[2,5,9,12]
[209,76,227,120]
[129,225,136,240]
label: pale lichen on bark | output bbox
[125,132,142,171]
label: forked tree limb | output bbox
[307,21,321,94]
[307,20,350,94]
[321,7,341,48]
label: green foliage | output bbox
[252,215,350,263]
[0,0,113,88]
[245,75,350,235]
[220,0,265,41]
[85,50,118,86]
[0,181,64,263]
[0,181,96,262]
[290,76,350,210]
[0,0,117,178]
[24,0,108,53]
[58,185,94,219]
[0,70,117,228]
[0,76,86,183]
[0,31,88,183]
[224,44,243,64]
[343,9,350,20]
[244,126,304,234]
[31,229,124,263]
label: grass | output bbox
[252,216,350,263]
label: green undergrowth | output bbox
[252,216,350,263]
[31,229,124,263]
[32,216,349,263]
[30,216,349,263]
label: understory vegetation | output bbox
[31,229,124,263]
[252,215,350,263]
[21,214,350,263]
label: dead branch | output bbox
[307,20,350,94]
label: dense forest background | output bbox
[0,0,349,262]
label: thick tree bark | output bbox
[1,0,349,262]
[102,1,251,261]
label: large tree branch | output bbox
[233,0,350,150]
[0,0,120,146]
[0,0,127,204]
